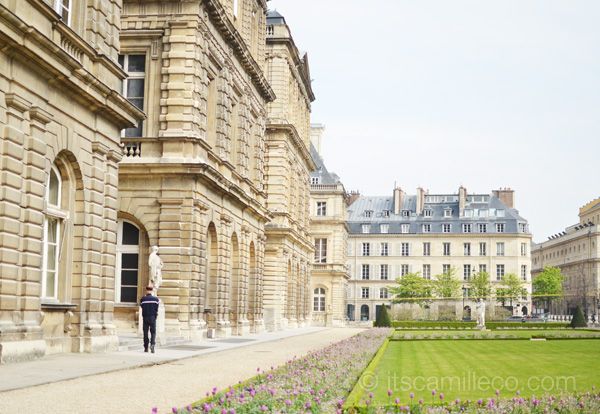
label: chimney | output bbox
[458,186,467,216]
[493,187,515,208]
[393,186,404,215]
[310,124,325,154]
[346,190,360,206]
[416,187,426,215]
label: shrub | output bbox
[374,304,391,327]
[393,321,476,329]
[570,305,587,328]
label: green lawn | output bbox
[360,339,600,405]
[393,329,600,340]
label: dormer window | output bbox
[382,210,390,218]
[361,224,370,234]
[401,210,410,218]
[424,209,433,218]
[497,209,505,217]
[401,224,410,234]
[464,209,473,218]
[444,209,452,218]
[364,210,373,218]
[311,177,320,185]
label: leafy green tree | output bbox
[374,304,392,327]
[570,306,587,328]
[470,271,492,300]
[389,272,433,308]
[532,266,564,311]
[433,267,461,299]
[500,273,527,308]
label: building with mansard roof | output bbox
[308,125,349,327]
[346,186,532,322]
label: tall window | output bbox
[54,0,71,26]
[521,265,527,281]
[379,288,389,299]
[313,287,325,312]
[496,242,505,256]
[233,0,240,18]
[423,264,431,280]
[442,224,451,233]
[479,242,487,256]
[316,201,327,216]
[42,166,64,300]
[380,264,388,280]
[496,223,505,233]
[442,264,451,274]
[401,264,409,276]
[478,223,487,233]
[464,243,471,256]
[462,223,472,233]
[463,264,471,281]
[116,221,141,303]
[361,264,370,280]
[479,264,487,274]
[496,264,505,281]
[361,287,370,299]
[401,243,409,256]
[314,238,327,263]
[422,224,431,233]
[521,243,527,257]
[119,54,146,137]
[423,242,431,256]
[362,242,370,256]
[401,224,410,234]
[380,242,388,256]
[443,242,451,256]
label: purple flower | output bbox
[151,408,158,414]
[439,392,444,400]
[172,408,178,414]
[409,392,414,400]
[395,397,400,405]
[387,389,393,397]
[418,399,424,405]
[431,389,436,396]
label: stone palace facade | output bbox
[0,0,322,363]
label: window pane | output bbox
[49,169,60,206]
[46,271,56,297]
[120,286,137,303]
[123,123,143,138]
[126,79,145,99]
[47,219,58,243]
[122,222,140,245]
[128,97,144,111]
[127,55,146,72]
[121,269,139,286]
[46,244,57,270]
[121,253,139,269]
[118,54,125,69]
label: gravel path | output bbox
[0,328,363,414]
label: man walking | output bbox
[140,285,159,353]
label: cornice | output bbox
[266,37,315,103]
[266,123,316,171]
[204,0,275,102]
[0,2,144,129]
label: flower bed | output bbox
[342,391,600,413]
[168,328,390,414]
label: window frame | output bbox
[115,220,141,303]
[314,238,327,264]
[54,0,72,26]
[313,287,326,312]
[119,54,147,138]
[316,201,327,217]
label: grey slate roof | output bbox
[310,143,341,185]
[347,193,529,235]
[266,10,286,25]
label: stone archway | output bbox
[229,233,241,334]
[205,222,219,329]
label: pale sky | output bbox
[268,0,600,243]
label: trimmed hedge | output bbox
[392,321,570,330]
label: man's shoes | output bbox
[144,347,148,353]
[150,345,155,353]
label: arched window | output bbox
[116,220,140,303]
[42,165,65,300]
[313,287,326,312]
[360,304,370,321]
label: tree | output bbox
[532,266,564,312]
[433,267,461,299]
[570,305,587,328]
[500,273,527,308]
[470,271,492,300]
[374,303,392,327]
[389,272,433,308]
